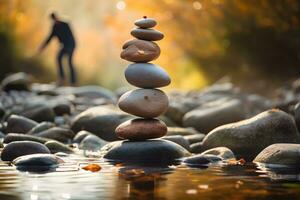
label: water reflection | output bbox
[0,155,299,199]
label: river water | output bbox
[0,152,299,200]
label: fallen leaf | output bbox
[82,164,102,172]
[227,158,246,166]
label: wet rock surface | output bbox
[202,109,300,161]
[254,143,300,165]
[1,141,50,161]
[102,139,190,164]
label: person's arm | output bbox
[38,26,55,53]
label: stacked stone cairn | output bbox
[116,17,171,141]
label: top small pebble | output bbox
[134,16,157,29]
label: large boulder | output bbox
[254,143,300,165]
[71,105,132,141]
[183,99,246,134]
[202,109,300,161]
[102,139,190,164]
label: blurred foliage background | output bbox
[1,0,300,91]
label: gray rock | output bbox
[20,104,55,122]
[71,105,131,141]
[1,72,30,92]
[118,89,169,118]
[254,143,300,165]
[13,154,63,171]
[1,141,50,161]
[35,127,75,143]
[28,122,55,135]
[134,17,157,28]
[162,135,190,150]
[73,130,93,143]
[52,102,72,116]
[182,154,222,167]
[4,133,49,144]
[6,115,38,134]
[183,99,246,133]
[103,139,190,164]
[202,109,300,161]
[125,63,170,88]
[131,28,164,41]
[184,134,205,144]
[190,142,203,153]
[79,135,107,151]
[201,147,235,160]
[45,141,74,154]
[165,98,200,125]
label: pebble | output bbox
[6,115,38,134]
[201,147,235,160]
[182,154,222,167]
[3,133,49,144]
[131,28,164,41]
[184,134,205,145]
[13,154,63,172]
[1,141,50,161]
[45,140,74,154]
[115,118,167,140]
[125,63,171,88]
[254,143,300,165]
[71,105,132,141]
[73,130,93,143]
[79,135,107,152]
[28,122,55,135]
[134,17,157,28]
[35,127,75,143]
[121,39,160,63]
[118,89,169,118]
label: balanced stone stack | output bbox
[116,16,170,140]
[102,17,189,163]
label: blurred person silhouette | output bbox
[38,12,77,86]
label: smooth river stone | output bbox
[102,139,190,164]
[121,39,160,63]
[134,17,157,28]
[1,141,50,161]
[115,118,167,140]
[131,28,164,41]
[125,63,170,88]
[118,89,169,118]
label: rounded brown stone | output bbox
[131,28,164,41]
[134,17,157,29]
[121,39,160,63]
[115,118,167,140]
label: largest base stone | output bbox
[102,139,190,164]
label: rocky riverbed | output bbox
[1,72,300,199]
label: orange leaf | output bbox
[82,164,102,172]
